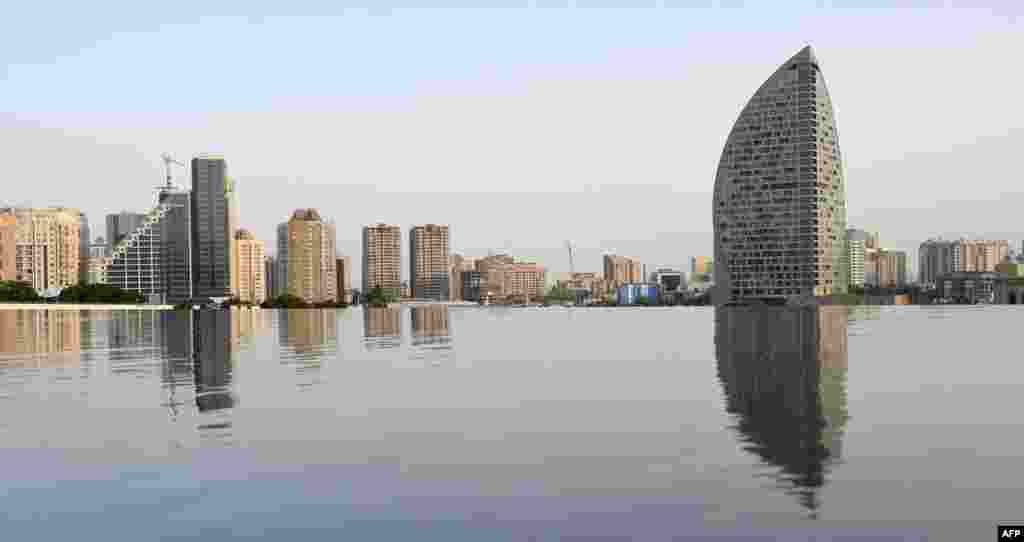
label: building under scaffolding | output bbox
[100,182,193,304]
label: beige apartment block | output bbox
[234,229,266,304]
[410,224,450,301]
[13,207,81,290]
[603,254,641,289]
[919,239,1009,285]
[287,209,335,303]
[448,254,476,301]
[363,223,401,298]
[0,211,16,281]
[336,256,352,304]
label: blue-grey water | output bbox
[0,305,1019,541]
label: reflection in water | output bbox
[410,306,450,344]
[410,306,453,365]
[192,310,234,413]
[0,310,82,356]
[715,306,850,519]
[232,308,272,348]
[279,310,337,390]
[364,306,401,350]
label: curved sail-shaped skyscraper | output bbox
[712,46,848,304]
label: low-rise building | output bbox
[935,272,1004,304]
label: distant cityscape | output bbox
[2,46,1023,307]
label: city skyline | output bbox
[4,6,1024,282]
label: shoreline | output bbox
[0,303,174,311]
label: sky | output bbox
[2,1,1023,283]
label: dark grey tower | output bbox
[191,155,231,299]
[712,46,848,305]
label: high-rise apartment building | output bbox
[691,256,714,277]
[321,220,337,303]
[336,256,352,304]
[13,207,81,290]
[874,250,908,288]
[0,211,16,281]
[233,229,266,304]
[78,212,90,283]
[449,253,476,301]
[275,222,289,297]
[103,182,193,304]
[712,46,849,303]
[286,209,336,303]
[603,254,642,288]
[106,211,145,251]
[264,256,275,300]
[845,229,866,288]
[918,239,1009,286]
[409,224,450,301]
[362,223,401,298]
[227,178,240,297]
[191,155,232,300]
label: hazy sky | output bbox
[3,1,1022,282]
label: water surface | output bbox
[0,305,1019,541]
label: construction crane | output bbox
[160,153,187,189]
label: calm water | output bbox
[0,305,1020,541]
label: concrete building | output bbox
[286,209,336,304]
[691,256,712,276]
[13,207,81,291]
[275,222,289,297]
[935,272,1003,304]
[78,212,90,284]
[105,211,145,252]
[234,229,266,305]
[191,155,232,300]
[652,268,685,293]
[409,224,450,301]
[873,250,908,288]
[448,253,476,301]
[0,211,16,281]
[103,182,193,304]
[603,254,642,289]
[226,178,240,297]
[336,255,352,304]
[919,239,1010,287]
[362,223,401,299]
[461,270,482,302]
[85,237,109,285]
[712,46,849,303]
[845,229,866,288]
[321,220,337,303]
[501,262,547,301]
[264,256,275,300]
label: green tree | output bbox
[0,281,42,302]
[57,283,144,304]
[365,286,392,307]
[636,296,650,306]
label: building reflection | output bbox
[279,309,338,355]
[107,310,160,349]
[714,306,850,518]
[410,306,451,347]
[231,308,272,348]
[364,306,402,350]
[0,310,82,357]
[191,310,235,413]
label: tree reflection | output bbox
[715,306,850,518]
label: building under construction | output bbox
[100,160,193,304]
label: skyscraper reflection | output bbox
[410,306,450,347]
[364,306,402,350]
[714,306,850,518]
[279,309,338,356]
[191,310,234,413]
[0,310,81,357]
